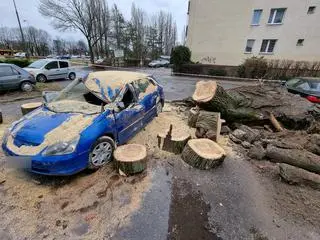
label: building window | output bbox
[185,25,188,37]
[187,1,190,14]
[297,39,304,46]
[251,9,262,25]
[260,39,277,53]
[308,6,316,14]
[245,39,255,53]
[268,8,286,24]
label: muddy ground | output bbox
[0,103,319,240]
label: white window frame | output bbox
[251,9,263,25]
[260,39,277,54]
[268,8,286,24]
[245,39,255,53]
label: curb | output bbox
[0,95,42,104]
[172,72,282,83]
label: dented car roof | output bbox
[84,71,150,102]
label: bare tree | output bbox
[39,0,110,63]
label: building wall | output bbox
[186,0,320,66]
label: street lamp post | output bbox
[12,0,27,56]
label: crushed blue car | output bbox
[2,71,164,175]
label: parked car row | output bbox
[0,59,76,91]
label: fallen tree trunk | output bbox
[157,124,191,154]
[188,107,199,127]
[279,163,320,190]
[191,81,315,126]
[21,102,42,115]
[195,111,222,142]
[266,145,320,174]
[181,139,226,170]
[114,144,147,176]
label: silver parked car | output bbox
[24,59,76,83]
[0,63,36,92]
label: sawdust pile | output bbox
[48,100,101,114]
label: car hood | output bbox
[23,68,41,73]
[7,108,96,155]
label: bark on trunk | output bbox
[266,145,320,174]
[157,124,191,154]
[188,107,199,128]
[279,163,320,190]
[114,144,147,176]
[181,139,226,170]
[192,80,260,122]
[195,111,222,142]
[21,102,43,115]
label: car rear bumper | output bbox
[2,143,89,176]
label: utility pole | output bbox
[12,0,27,54]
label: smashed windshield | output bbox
[45,79,107,114]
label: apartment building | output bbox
[186,0,320,66]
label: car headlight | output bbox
[42,137,80,156]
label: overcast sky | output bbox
[0,0,188,42]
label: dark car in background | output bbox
[0,63,36,92]
[286,77,320,103]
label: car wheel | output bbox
[68,72,76,80]
[36,74,47,83]
[88,136,115,170]
[20,81,34,92]
[156,100,163,116]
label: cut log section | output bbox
[158,124,191,154]
[181,139,226,170]
[279,163,320,190]
[114,144,147,176]
[187,107,200,128]
[195,111,223,142]
[266,145,320,174]
[21,102,43,115]
[192,80,260,122]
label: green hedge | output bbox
[0,58,32,68]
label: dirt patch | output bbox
[167,179,221,240]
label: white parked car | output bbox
[24,59,76,83]
[148,59,170,68]
[14,52,26,58]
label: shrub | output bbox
[0,58,32,68]
[237,56,268,79]
[208,69,227,76]
[171,45,191,71]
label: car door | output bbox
[132,78,159,123]
[115,84,145,144]
[43,61,61,80]
[58,61,69,78]
[0,66,21,90]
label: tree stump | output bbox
[181,139,226,170]
[158,124,191,154]
[114,144,147,176]
[188,107,200,127]
[195,111,223,142]
[21,102,43,115]
[279,163,320,190]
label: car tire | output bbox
[68,72,76,80]
[20,81,34,92]
[156,100,163,116]
[88,136,115,170]
[36,74,47,83]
